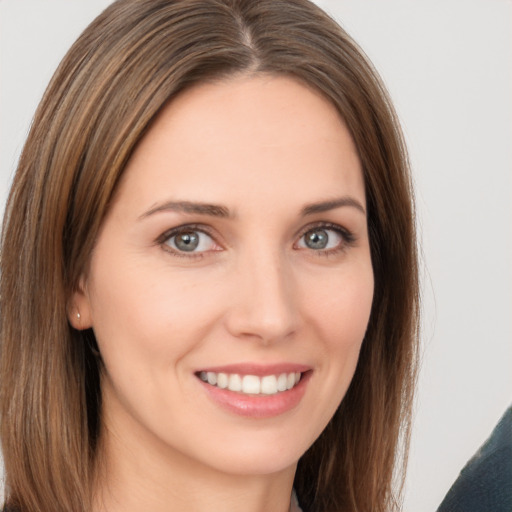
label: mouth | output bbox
[197,370,303,396]
[195,364,312,417]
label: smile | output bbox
[198,371,302,395]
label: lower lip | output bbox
[198,372,311,419]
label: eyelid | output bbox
[155,221,356,258]
[156,223,222,257]
[294,221,356,253]
[296,221,355,242]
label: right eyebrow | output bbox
[138,200,232,220]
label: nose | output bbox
[224,248,298,344]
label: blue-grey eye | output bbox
[174,232,199,251]
[298,227,343,250]
[166,230,216,253]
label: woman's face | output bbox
[73,75,374,477]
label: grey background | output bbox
[1,1,511,510]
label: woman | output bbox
[0,1,419,511]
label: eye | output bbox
[163,228,219,254]
[299,228,341,250]
[296,224,352,253]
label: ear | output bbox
[68,277,93,330]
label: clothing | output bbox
[290,489,304,512]
[437,406,512,512]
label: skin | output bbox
[71,74,374,512]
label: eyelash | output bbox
[296,222,356,257]
[156,224,217,259]
[156,222,356,259]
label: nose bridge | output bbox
[227,242,297,343]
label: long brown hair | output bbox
[0,1,419,511]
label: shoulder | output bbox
[437,406,512,512]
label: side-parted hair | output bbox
[0,1,419,511]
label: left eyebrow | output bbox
[301,196,366,216]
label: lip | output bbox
[196,363,312,419]
[197,363,311,376]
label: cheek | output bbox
[305,261,374,346]
[288,262,373,447]
[86,260,226,373]
[305,261,374,387]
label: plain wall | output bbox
[1,1,511,510]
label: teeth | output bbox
[217,372,228,389]
[199,371,302,395]
[242,375,260,394]
[286,373,295,390]
[228,374,242,392]
[277,373,288,392]
[261,375,278,395]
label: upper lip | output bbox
[195,363,311,376]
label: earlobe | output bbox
[68,279,93,330]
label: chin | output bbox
[186,425,318,477]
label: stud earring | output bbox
[77,312,81,320]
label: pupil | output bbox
[306,229,328,249]
[175,232,199,251]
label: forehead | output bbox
[117,74,364,212]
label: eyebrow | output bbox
[139,195,366,220]
[139,200,231,220]
[301,197,366,216]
